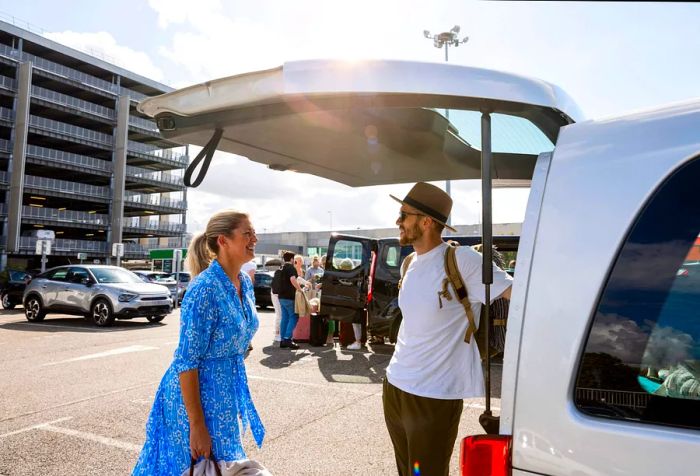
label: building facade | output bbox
[0,21,188,271]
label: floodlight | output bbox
[451,25,460,33]
[423,30,431,38]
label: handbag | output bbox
[185,452,273,476]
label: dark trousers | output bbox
[382,379,463,476]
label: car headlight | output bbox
[118,292,138,302]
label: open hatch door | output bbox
[139,59,581,434]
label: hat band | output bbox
[403,196,449,224]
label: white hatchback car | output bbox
[139,60,700,476]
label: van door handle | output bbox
[338,279,353,286]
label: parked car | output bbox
[140,60,700,475]
[253,270,274,309]
[132,270,178,302]
[319,234,518,343]
[23,265,173,326]
[173,271,191,303]
[0,269,35,309]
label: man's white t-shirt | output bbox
[386,242,513,400]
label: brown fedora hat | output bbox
[390,182,457,233]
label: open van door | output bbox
[320,234,376,323]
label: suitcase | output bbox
[292,314,311,342]
[309,315,329,346]
[339,320,367,347]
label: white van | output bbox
[139,60,700,476]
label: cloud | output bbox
[586,312,694,367]
[43,30,164,81]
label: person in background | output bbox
[383,182,512,476]
[132,210,264,475]
[241,258,257,284]
[305,255,323,282]
[278,251,304,349]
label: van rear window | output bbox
[575,156,700,430]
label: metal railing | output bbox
[127,140,188,164]
[22,205,109,226]
[30,115,114,146]
[0,74,16,91]
[0,171,7,185]
[126,165,183,187]
[32,85,115,120]
[0,138,9,152]
[121,86,148,103]
[24,175,110,199]
[128,114,160,133]
[124,242,150,255]
[19,236,109,253]
[27,144,112,173]
[123,220,186,233]
[0,106,14,121]
[124,191,186,209]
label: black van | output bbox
[319,234,519,342]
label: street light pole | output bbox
[424,25,469,230]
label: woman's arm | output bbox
[180,369,212,459]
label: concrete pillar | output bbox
[6,62,32,253]
[110,95,129,251]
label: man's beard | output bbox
[399,222,423,246]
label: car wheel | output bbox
[24,295,45,322]
[91,298,115,327]
[146,314,166,323]
[2,293,15,310]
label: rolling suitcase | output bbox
[292,314,310,342]
[309,315,329,346]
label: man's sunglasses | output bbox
[398,211,424,222]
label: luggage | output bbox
[292,314,310,342]
[309,315,329,346]
[339,320,366,347]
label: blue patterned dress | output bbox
[133,260,265,476]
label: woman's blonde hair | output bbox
[185,210,249,277]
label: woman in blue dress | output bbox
[133,210,265,475]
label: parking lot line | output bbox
[0,417,73,438]
[0,381,159,424]
[40,424,142,452]
[41,344,159,367]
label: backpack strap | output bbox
[397,252,416,290]
[444,243,478,344]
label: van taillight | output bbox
[367,251,377,303]
[460,435,512,476]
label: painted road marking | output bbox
[40,424,142,452]
[42,345,159,366]
[0,417,73,438]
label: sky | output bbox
[0,1,698,235]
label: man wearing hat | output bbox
[382,182,513,476]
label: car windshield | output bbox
[91,268,143,284]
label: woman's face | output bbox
[294,257,303,268]
[220,218,257,265]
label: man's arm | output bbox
[497,285,512,301]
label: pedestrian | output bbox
[304,255,323,282]
[241,258,257,284]
[382,182,513,476]
[132,210,265,475]
[278,251,304,349]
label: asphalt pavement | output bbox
[0,306,499,475]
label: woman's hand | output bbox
[189,421,212,460]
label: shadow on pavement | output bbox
[0,316,169,333]
[258,341,393,384]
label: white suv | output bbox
[139,60,700,475]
